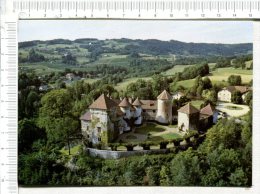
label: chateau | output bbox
[80,90,216,145]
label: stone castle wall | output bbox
[87,148,169,159]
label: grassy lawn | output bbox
[135,123,166,135]
[158,132,182,140]
[125,134,138,140]
[60,145,81,156]
[225,105,243,110]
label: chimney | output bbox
[129,97,133,104]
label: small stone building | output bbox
[177,103,200,132]
[172,91,184,100]
[199,104,217,130]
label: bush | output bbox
[172,138,183,147]
[108,143,119,151]
[122,143,137,151]
[159,140,169,149]
[139,142,154,150]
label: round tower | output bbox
[156,90,173,124]
[118,97,131,119]
[132,97,143,125]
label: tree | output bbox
[39,89,78,154]
[28,49,45,62]
[203,77,212,89]
[228,75,242,86]
[62,53,77,66]
[244,91,252,106]
[25,90,40,117]
[169,148,203,186]
[18,118,46,153]
[202,89,217,104]
[231,91,242,104]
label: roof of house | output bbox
[80,111,91,121]
[224,86,251,94]
[200,104,215,116]
[118,97,131,107]
[178,103,199,114]
[132,97,143,106]
[140,100,157,110]
[157,90,172,100]
[89,94,118,110]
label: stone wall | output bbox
[87,148,169,159]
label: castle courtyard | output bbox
[115,122,183,144]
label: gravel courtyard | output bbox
[216,102,250,117]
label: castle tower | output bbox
[177,103,200,132]
[156,90,172,124]
[132,97,143,125]
[118,97,132,119]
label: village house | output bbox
[80,90,215,145]
[172,91,185,100]
[217,86,251,102]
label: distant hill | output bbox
[19,38,252,57]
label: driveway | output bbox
[216,102,250,117]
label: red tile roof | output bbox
[178,103,199,114]
[140,100,157,110]
[89,94,118,110]
[225,86,251,94]
[132,97,143,106]
[80,111,91,121]
[200,104,215,116]
[157,90,172,100]
[118,97,131,107]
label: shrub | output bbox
[172,138,183,147]
[159,140,169,149]
[108,143,119,151]
[139,142,154,150]
[123,143,137,151]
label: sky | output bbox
[19,20,253,44]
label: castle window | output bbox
[153,110,156,113]
[98,137,101,141]
[97,127,101,133]
[87,126,89,131]
[87,135,89,138]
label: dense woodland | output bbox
[18,38,252,186]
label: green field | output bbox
[176,67,252,89]
[163,64,195,76]
[115,77,151,91]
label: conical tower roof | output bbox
[89,94,117,110]
[178,103,199,114]
[200,104,215,116]
[132,97,143,106]
[118,97,131,107]
[157,90,172,100]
